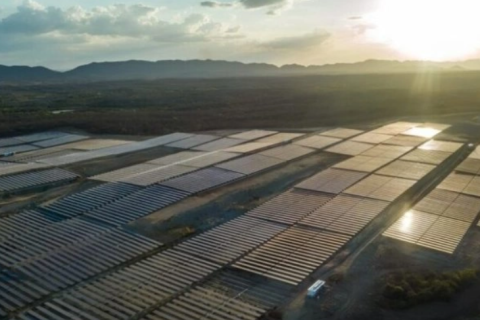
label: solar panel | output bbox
[0,162,49,177]
[383,210,471,254]
[215,154,284,175]
[319,128,364,139]
[246,189,333,225]
[257,132,304,143]
[148,151,207,165]
[259,144,314,161]
[437,172,475,193]
[333,155,393,173]
[418,140,462,153]
[175,216,287,264]
[383,210,438,244]
[423,122,451,131]
[181,151,239,168]
[402,127,441,138]
[193,138,245,152]
[0,229,161,314]
[294,135,341,150]
[416,217,470,254]
[382,135,428,147]
[0,144,39,155]
[0,218,112,268]
[224,142,277,153]
[344,174,415,202]
[234,226,351,285]
[351,132,394,144]
[60,139,130,150]
[33,134,89,148]
[85,185,190,226]
[469,146,480,160]
[146,287,265,320]
[295,169,368,194]
[461,176,480,198]
[44,182,141,218]
[360,144,414,159]
[120,165,198,186]
[0,168,79,193]
[10,148,80,163]
[376,160,435,180]
[229,130,278,141]
[401,149,452,165]
[0,137,24,148]
[160,167,245,194]
[456,158,480,175]
[0,210,63,242]
[371,122,420,135]
[166,134,219,149]
[22,249,222,320]
[326,141,374,156]
[90,163,159,182]
[414,189,480,222]
[299,194,389,236]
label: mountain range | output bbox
[2,59,480,82]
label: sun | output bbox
[367,0,480,61]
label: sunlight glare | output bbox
[400,211,414,233]
[368,0,480,60]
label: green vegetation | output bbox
[380,269,479,309]
[1,72,480,136]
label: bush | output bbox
[379,268,479,309]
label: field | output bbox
[1,74,480,320]
[1,72,480,136]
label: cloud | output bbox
[200,1,234,8]
[259,31,331,50]
[349,16,362,20]
[0,1,239,42]
[200,0,298,15]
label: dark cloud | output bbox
[200,1,234,8]
[240,0,286,8]
[260,31,331,50]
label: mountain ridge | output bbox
[2,59,480,82]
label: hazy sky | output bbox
[1,0,479,69]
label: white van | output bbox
[307,280,326,298]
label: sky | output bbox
[1,0,480,70]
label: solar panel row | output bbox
[85,185,190,226]
[299,194,390,236]
[296,169,368,194]
[320,128,364,139]
[401,149,452,165]
[160,167,245,194]
[39,132,192,166]
[0,210,63,242]
[383,210,470,254]
[294,135,341,150]
[0,229,160,315]
[0,219,111,268]
[234,226,351,285]
[166,134,219,149]
[344,174,415,202]
[216,154,283,175]
[175,216,287,264]
[456,158,480,175]
[33,134,89,148]
[0,168,79,193]
[143,287,264,320]
[333,155,393,173]
[43,182,142,218]
[371,122,420,135]
[417,189,480,222]
[326,140,374,156]
[120,165,199,186]
[246,189,333,225]
[376,160,435,180]
[437,172,480,197]
[21,250,221,320]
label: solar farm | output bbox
[0,121,479,320]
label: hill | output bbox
[2,59,480,82]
